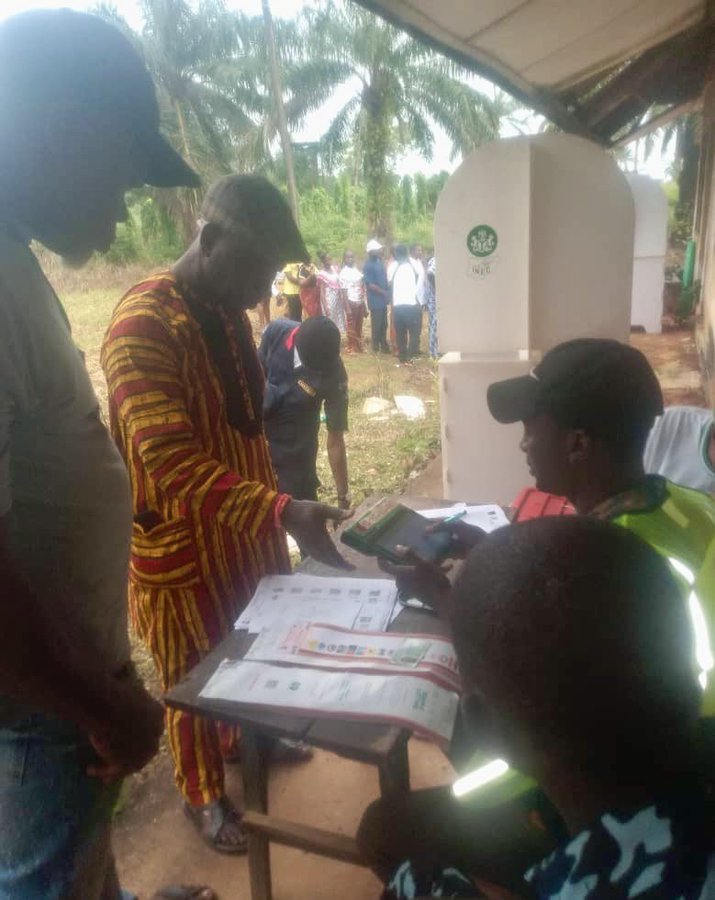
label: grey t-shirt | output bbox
[0,227,132,720]
[643,405,715,495]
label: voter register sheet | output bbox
[234,574,398,635]
[203,515,515,744]
[205,571,459,743]
[199,659,459,746]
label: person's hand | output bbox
[87,680,164,783]
[281,499,354,569]
[378,547,452,613]
[427,519,487,559]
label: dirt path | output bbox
[113,734,452,900]
[631,329,706,407]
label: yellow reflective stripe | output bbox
[667,556,713,691]
[452,758,510,798]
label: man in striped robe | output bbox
[102,175,351,854]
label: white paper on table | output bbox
[244,623,461,691]
[419,503,509,533]
[235,574,397,635]
[199,659,459,746]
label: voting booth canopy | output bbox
[435,133,634,355]
[437,133,635,503]
[627,173,668,334]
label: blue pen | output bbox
[441,510,467,526]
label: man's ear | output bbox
[566,428,591,463]
[199,221,221,257]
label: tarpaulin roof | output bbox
[354,0,713,144]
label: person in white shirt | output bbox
[409,243,426,305]
[643,405,715,494]
[339,249,367,352]
[389,244,424,365]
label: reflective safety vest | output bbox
[612,480,715,716]
[453,479,715,803]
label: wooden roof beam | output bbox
[613,97,702,147]
[579,25,704,129]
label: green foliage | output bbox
[94,0,524,258]
[303,1,514,234]
[400,176,415,220]
[296,167,444,260]
[103,192,183,265]
[670,203,694,245]
[663,180,679,206]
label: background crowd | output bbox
[271,241,438,365]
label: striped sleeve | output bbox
[101,301,289,539]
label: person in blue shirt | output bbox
[363,239,391,354]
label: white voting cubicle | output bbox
[626,174,668,334]
[435,134,635,504]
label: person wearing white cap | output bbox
[363,239,391,353]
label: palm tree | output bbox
[142,1,267,173]
[262,0,299,220]
[304,2,518,237]
[659,113,700,211]
[95,1,338,235]
[94,0,251,236]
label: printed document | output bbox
[244,622,461,691]
[199,659,459,745]
[419,503,509,532]
[235,574,397,634]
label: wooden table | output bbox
[165,495,451,900]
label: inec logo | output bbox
[467,225,498,258]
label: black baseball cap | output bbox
[0,9,199,189]
[295,316,341,373]
[487,339,664,439]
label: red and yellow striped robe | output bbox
[102,271,290,805]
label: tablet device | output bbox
[340,498,452,564]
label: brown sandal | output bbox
[183,796,248,855]
[223,737,314,765]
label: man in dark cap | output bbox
[102,175,352,855]
[0,8,213,900]
[485,339,712,703]
[360,338,715,893]
[260,315,350,514]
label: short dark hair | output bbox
[450,518,700,776]
[393,244,408,261]
[592,420,654,463]
[295,316,341,372]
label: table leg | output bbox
[240,724,272,900]
[378,730,410,800]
